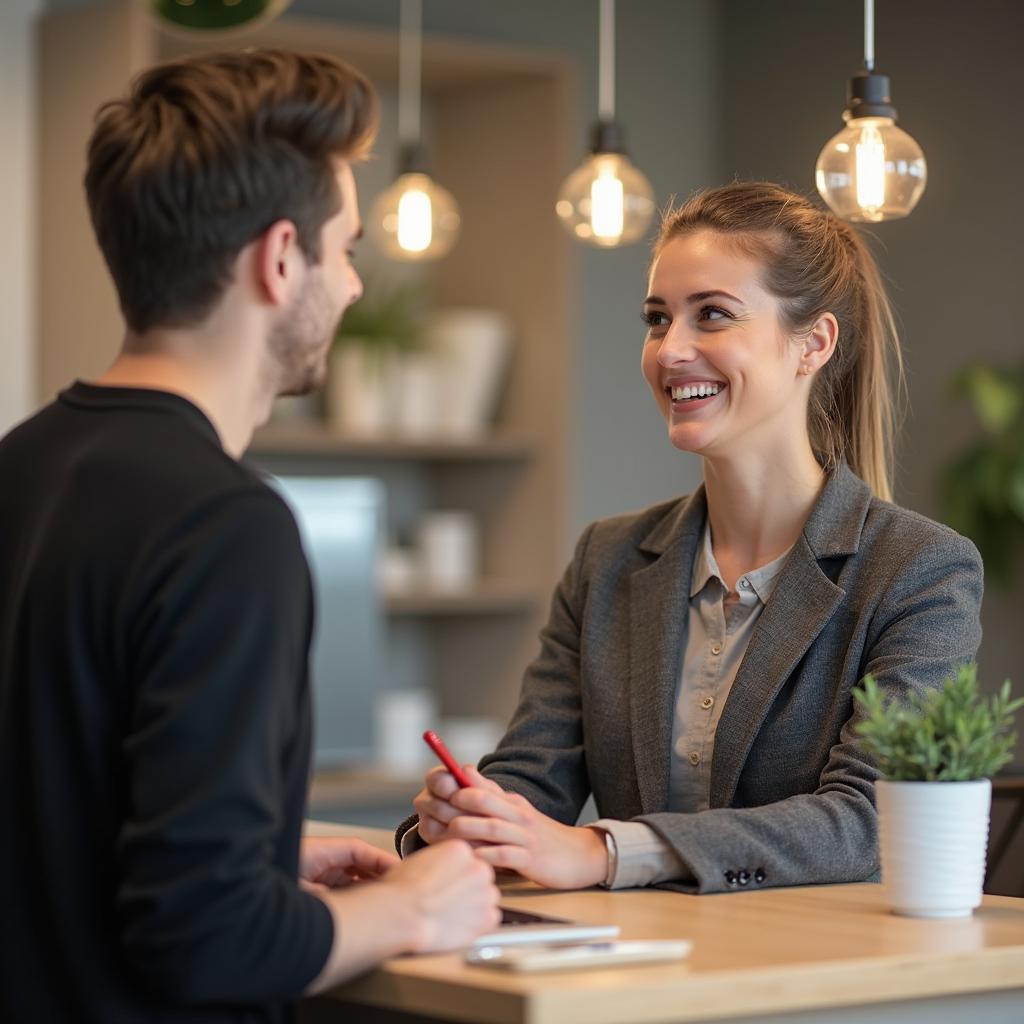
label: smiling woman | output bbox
[397,181,984,897]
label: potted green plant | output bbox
[940,362,1024,586]
[328,281,425,436]
[853,664,1022,918]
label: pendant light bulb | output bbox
[556,144,654,247]
[371,166,460,262]
[815,1,926,222]
[370,0,460,262]
[556,0,655,248]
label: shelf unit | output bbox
[38,2,574,801]
[250,422,536,464]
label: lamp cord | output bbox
[864,0,875,71]
[598,0,615,122]
[399,0,422,146]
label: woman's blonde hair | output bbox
[655,181,904,501]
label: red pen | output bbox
[422,730,472,788]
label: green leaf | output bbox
[853,664,1021,781]
[956,365,1023,435]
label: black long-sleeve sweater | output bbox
[0,383,333,1023]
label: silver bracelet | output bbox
[587,826,618,888]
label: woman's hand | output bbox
[416,766,607,890]
[412,763,478,846]
[299,836,400,893]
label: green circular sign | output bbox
[148,0,290,32]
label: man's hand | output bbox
[306,838,501,994]
[382,839,503,954]
[299,836,399,893]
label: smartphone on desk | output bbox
[473,907,619,947]
[465,939,693,972]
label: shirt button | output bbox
[739,578,751,590]
[754,867,767,883]
[701,696,714,710]
[710,642,722,655]
[738,869,751,886]
[688,751,701,766]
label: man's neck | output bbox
[94,333,274,458]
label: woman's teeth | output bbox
[670,383,722,401]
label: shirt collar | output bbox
[690,521,792,603]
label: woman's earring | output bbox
[800,364,812,376]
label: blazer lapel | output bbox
[709,536,843,808]
[629,488,706,814]
[710,463,872,808]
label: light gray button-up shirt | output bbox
[591,524,791,887]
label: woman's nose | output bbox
[657,325,699,366]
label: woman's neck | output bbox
[702,444,826,583]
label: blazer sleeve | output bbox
[635,527,984,894]
[394,524,596,853]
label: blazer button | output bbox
[754,867,766,883]
[724,870,737,886]
[737,869,751,885]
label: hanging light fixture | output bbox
[371,0,460,262]
[556,0,655,248]
[815,0,926,223]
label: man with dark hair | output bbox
[0,49,499,1023]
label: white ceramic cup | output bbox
[376,689,436,774]
[417,511,479,591]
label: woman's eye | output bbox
[697,305,730,322]
[641,310,670,328]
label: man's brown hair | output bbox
[85,49,378,334]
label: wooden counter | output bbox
[301,823,1024,1024]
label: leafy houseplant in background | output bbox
[328,282,425,436]
[940,363,1024,586]
[853,665,1023,918]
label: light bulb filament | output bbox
[590,168,624,240]
[855,122,886,212]
[397,187,433,253]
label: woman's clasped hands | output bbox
[413,765,609,890]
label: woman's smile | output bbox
[664,377,728,414]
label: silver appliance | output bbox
[271,476,383,767]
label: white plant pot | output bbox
[876,778,992,918]
[328,344,399,436]
[423,308,511,438]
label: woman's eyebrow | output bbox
[643,290,745,307]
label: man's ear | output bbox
[255,219,301,307]
[801,312,839,374]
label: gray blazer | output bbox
[399,464,983,894]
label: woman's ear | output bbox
[255,219,301,307]
[800,312,839,376]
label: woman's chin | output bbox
[666,422,712,455]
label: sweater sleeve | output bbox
[114,488,333,1005]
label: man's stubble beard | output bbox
[267,269,342,398]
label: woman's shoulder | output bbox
[861,494,980,565]
[856,497,983,593]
